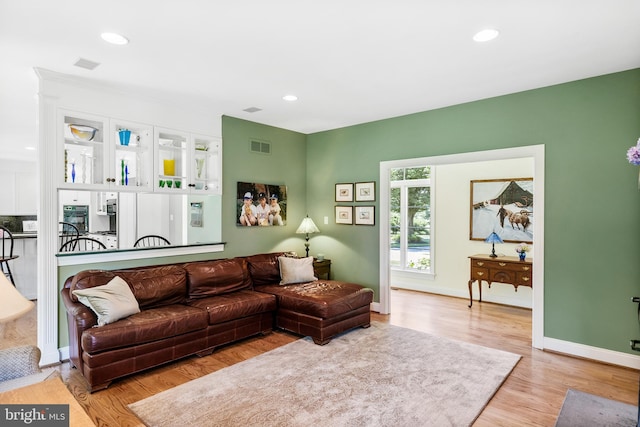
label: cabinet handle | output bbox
[522,277,530,281]
[476,262,484,266]
[522,266,530,271]
[476,272,484,276]
[188,184,196,188]
[499,262,506,266]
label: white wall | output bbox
[391,157,534,308]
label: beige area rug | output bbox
[129,322,521,427]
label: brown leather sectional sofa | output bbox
[61,252,373,392]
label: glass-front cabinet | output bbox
[110,119,153,190]
[61,111,107,187]
[155,128,221,195]
[155,128,188,192]
[60,111,221,195]
[191,134,221,194]
[60,110,153,191]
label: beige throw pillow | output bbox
[278,256,317,285]
[72,276,140,326]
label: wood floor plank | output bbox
[2,291,638,426]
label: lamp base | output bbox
[489,243,498,257]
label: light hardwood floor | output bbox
[2,291,638,426]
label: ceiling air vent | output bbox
[73,58,100,70]
[250,140,271,155]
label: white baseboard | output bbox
[59,346,69,362]
[543,337,640,370]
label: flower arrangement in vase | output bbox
[626,138,640,188]
[515,243,530,261]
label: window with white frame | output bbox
[389,166,432,272]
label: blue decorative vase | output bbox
[118,129,131,146]
[519,252,526,261]
[71,163,76,183]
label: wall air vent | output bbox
[250,140,271,155]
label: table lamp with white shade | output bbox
[296,215,320,258]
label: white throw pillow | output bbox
[72,276,140,326]
[278,256,317,285]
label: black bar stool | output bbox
[0,226,19,286]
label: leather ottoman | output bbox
[256,281,373,345]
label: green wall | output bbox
[59,69,640,356]
[303,69,640,354]
[58,117,307,347]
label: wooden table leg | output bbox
[468,279,474,307]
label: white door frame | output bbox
[379,145,545,349]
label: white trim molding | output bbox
[544,337,640,370]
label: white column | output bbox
[37,91,61,366]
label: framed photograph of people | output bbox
[469,177,533,243]
[355,181,375,202]
[335,206,353,224]
[237,181,287,227]
[354,206,375,225]
[335,183,353,202]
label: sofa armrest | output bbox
[61,287,97,329]
[0,345,42,382]
[61,287,97,372]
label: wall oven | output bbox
[62,205,89,233]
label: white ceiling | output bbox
[2,1,640,161]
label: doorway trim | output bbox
[379,145,545,349]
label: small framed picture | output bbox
[335,206,353,224]
[335,183,353,202]
[355,206,375,226]
[355,181,376,202]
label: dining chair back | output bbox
[59,222,80,252]
[0,226,18,285]
[59,237,107,252]
[134,235,171,248]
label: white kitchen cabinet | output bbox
[154,128,221,195]
[59,110,153,192]
[12,238,37,300]
[0,161,38,215]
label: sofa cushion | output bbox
[188,290,276,324]
[69,265,188,309]
[278,256,317,285]
[81,304,208,354]
[245,252,287,286]
[72,276,141,326]
[118,265,188,309]
[184,258,251,299]
[256,281,373,319]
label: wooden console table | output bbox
[468,254,532,307]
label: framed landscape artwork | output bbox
[469,177,533,243]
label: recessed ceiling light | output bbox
[101,32,129,45]
[473,29,500,42]
[283,95,298,102]
[25,146,36,151]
